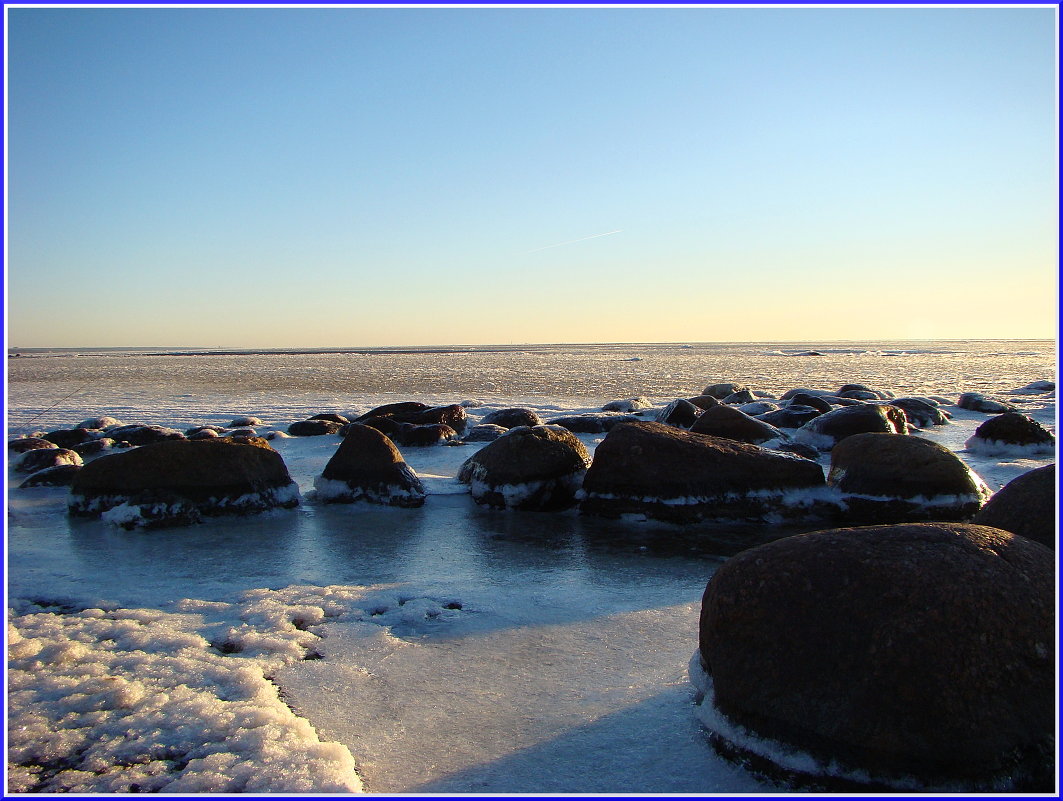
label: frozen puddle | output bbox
[280,601,766,793]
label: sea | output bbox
[5,339,1058,794]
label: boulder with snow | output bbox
[702,383,748,399]
[458,425,591,511]
[689,405,786,446]
[354,401,430,421]
[693,522,1054,791]
[720,389,756,405]
[580,422,832,526]
[1005,380,1055,395]
[964,412,1055,456]
[656,398,701,428]
[288,419,345,437]
[463,424,508,442]
[828,433,991,523]
[957,392,1015,414]
[77,416,123,430]
[757,405,822,430]
[13,447,83,474]
[793,404,907,451]
[69,437,299,528]
[71,438,124,459]
[314,424,425,507]
[885,397,951,427]
[481,408,544,429]
[972,464,1056,550]
[19,464,83,488]
[7,437,57,455]
[41,428,101,449]
[309,413,350,425]
[228,416,264,428]
[602,397,653,413]
[547,413,639,434]
[106,424,187,446]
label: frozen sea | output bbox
[5,340,1058,794]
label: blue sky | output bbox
[5,6,1058,347]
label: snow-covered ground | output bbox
[6,344,1057,793]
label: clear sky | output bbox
[5,5,1058,347]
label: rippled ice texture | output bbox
[5,340,1057,793]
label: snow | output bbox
[6,343,1058,794]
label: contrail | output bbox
[523,229,622,254]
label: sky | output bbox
[4,5,1059,348]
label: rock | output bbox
[355,401,430,421]
[686,395,721,411]
[694,522,1054,790]
[772,441,820,460]
[758,406,822,429]
[393,424,458,447]
[7,437,57,454]
[481,408,544,429]
[973,465,1056,549]
[779,387,832,401]
[702,383,749,399]
[793,404,908,451]
[228,416,264,428]
[72,438,122,459]
[885,398,951,427]
[463,424,508,442]
[186,425,228,437]
[720,389,756,405]
[602,397,653,413]
[313,424,425,507]
[352,416,405,439]
[14,448,83,474]
[787,393,833,413]
[689,405,787,446]
[77,416,123,430]
[288,419,345,437]
[106,425,187,446]
[547,413,640,434]
[226,428,258,438]
[310,413,350,424]
[19,464,82,488]
[964,412,1055,455]
[580,422,831,525]
[69,438,299,528]
[656,398,701,428]
[399,404,469,434]
[1005,380,1055,395]
[957,392,1015,414]
[41,428,100,449]
[838,383,891,400]
[736,401,779,416]
[458,425,591,511]
[827,433,991,523]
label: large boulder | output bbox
[7,437,57,455]
[313,424,425,507]
[693,522,1054,790]
[602,397,653,413]
[793,404,907,451]
[78,416,123,430]
[480,408,544,429]
[973,464,1056,549]
[106,424,186,446]
[19,464,83,488]
[964,412,1055,456]
[689,405,786,446]
[288,419,345,437]
[656,398,701,428]
[686,395,721,411]
[393,423,459,447]
[957,392,1015,414]
[885,397,951,427]
[463,424,508,442]
[458,425,591,511]
[787,392,833,414]
[68,438,299,528]
[41,428,100,449]
[580,422,831,525]
[386,404,468,434]
[827,433,991,523]
[354,401,430,421]
[703,383,748,399]
[758,405,821,430]
[547,413,639,434]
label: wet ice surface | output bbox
[6,341,1057,793]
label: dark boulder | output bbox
[463,424,508,442]
[720,389,756,405]
[288,419,345,437]
[885,398,951,427]
[695,522,1054,790]
[400,404,468,434]
[41,428,100,449]
[656,398,701,428]
[793,404,907,451]
[481,408,544,429]
[702,383,748,400]
[107,424,187,446]
[957,392,1015,414]
[827,433,991,523]
[458,425,591,510]
[69,437,299,528]
[314,424,425,507]
[736,401,779,416]
[19,464,83,488]
[580,422,831,525]
[547,413,639,434]
[354,401,430,421]
[965,412,1055,454]
[393,423,459,447]
[14,447,83,474]
[779,387,832,401]
[973,465,1056,550]
[758,405,822,429]
[310,413,350,425]
[352,416,406,439]
[186,425,228,437]
[7,437,57,454]
[787,393,833,414]
[689,405,786,445]
[72,438,123,459]
[686,395,721,411]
